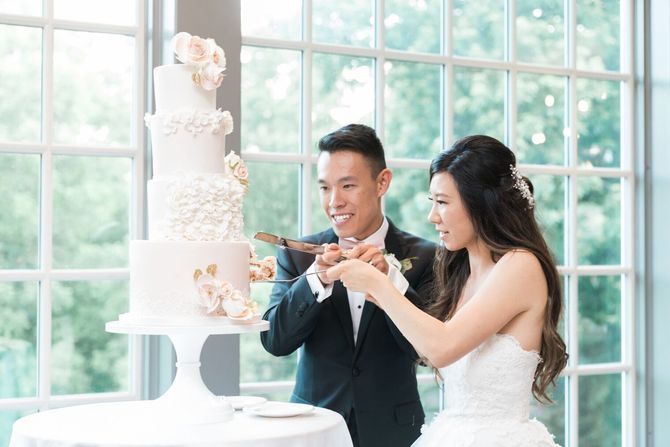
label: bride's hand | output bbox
[326,259,388,297]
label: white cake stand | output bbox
[106,318,269,424]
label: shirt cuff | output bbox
[387,264,409,295]
[305,262,334,303]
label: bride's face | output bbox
[427,172,475,250]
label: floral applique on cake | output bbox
[172,32,226,91]
[225,150,249,189]
[193,264,258,320]
[249,255,277,282]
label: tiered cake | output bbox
[121,32,273,325]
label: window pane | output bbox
[312,53,374,150]
[241,0,301,40]
[311,164,332,234]
[418,371,440,424]
[313,0,374,47]
[51,280,129,395]
[528,174,565,265]
[576,0,620,71]
[452,0,504,59]
[385,0,441,54]
[0,281,38,398]
[579,374,622,446]
[453,67,505,142]
[578,275,621,364]
[53,30,134,147]
[0,0,41,15]
[530,376,566,447]
[577,177,620,265]
[384,168,435,241]
[54,0,136,26]
[516,0,564,66]
[0,409,35,447]
[52,156,130,269]
[0,154,40,269]
[242,283,297,384]
[242,162,300,386]
[576,79,620,168]
[516,73,566,166]
[385,60,441,159]
[241,387,293,403]
[0,25,42,143]
[243,162,300,253]
[241,47,301,153]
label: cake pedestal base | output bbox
[105,319,269,424]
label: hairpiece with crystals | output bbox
[509,164,535,209]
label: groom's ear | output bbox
[376,168,392,197]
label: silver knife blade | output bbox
[253,232,326,255]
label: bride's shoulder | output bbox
[494,250,545,284]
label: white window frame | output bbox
[0,0,146,415]
[240,1,636,446]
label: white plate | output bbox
[226,395,267,410]
[243,401,315,418]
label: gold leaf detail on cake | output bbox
[206,264,218,276]
[193,268,203,281]
[192,71,201,86]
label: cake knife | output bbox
[253,232,348,261]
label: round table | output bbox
[9,400,353,447]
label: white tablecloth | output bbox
[9,400,353,447]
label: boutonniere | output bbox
[381,250,418,274]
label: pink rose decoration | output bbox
[195,274,222,314]
[199,62,224,91]
[233,161,249,180]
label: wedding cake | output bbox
[121,32,274,325]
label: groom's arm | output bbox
[260,249,323,356]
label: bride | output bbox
[327,135,568,446]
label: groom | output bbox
[261,124,437,447]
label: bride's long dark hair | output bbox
[426,135,567,403]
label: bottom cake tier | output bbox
[128,240,254,322]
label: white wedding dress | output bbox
[413,333,560,447]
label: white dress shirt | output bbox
[305,217,410,343]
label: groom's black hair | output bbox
[317,124,387,177]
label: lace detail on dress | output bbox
[413,333,560,447]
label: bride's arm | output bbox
[327,250,546,369]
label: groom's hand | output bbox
[346,244,389,275]
[315,243,345,285]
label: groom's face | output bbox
[317,150,388,240]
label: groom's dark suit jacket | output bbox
[260,220,437,447]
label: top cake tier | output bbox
[154,64,216,111]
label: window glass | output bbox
[53,30,134,147]
[0,154,40,269]
[385,0,441,54]
[312,53,374,150]
[578,275,621,364]
[52,156,130,269]
[516,0,564,66]
[528,174,566,266]
[51,280,129,395]
[385,60,442,159]
[0,25,42,143]
[576,0,620,71]
[577,177,621,265]
[384,167,435,242]
[0,281,38,398]
[313,0,374,47]
[54,0,136,26]
[579,374,622,445]
[241,47,301,153]
[452,0,505,59]
[453,67,505,142]
[241,0,301,40]
[516,73,567,166]
[576,79,621,168]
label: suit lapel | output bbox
[353,220,406,357]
